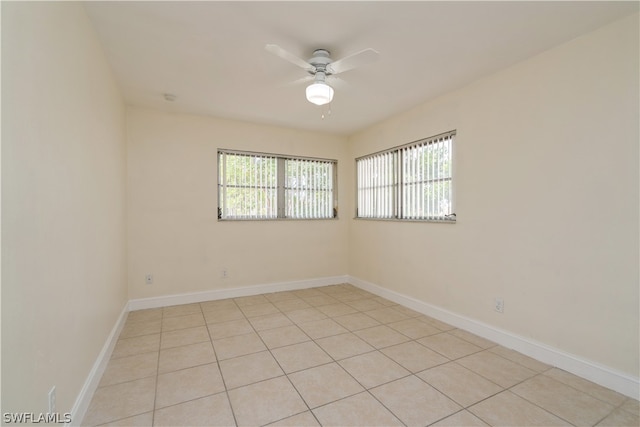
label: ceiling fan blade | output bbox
[326,75,348,90]
[265,44,313,72]
[328,48,379,75]
[281,75,314,87]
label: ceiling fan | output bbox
[265,44,379,106]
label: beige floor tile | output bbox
[120,319,162,339]
[333,312,381,331]
[596,407,640,426]
[355,325,411,348]
[372,296,399,307]
[431,410,489,426]
[381,341,449,373]
[371,375,461,426]
[288,362,364,408]
[300,295,340,307]
[126,308,162,324]
[158,341,216,373]
[239,302,280,318]
[315,332,374,360]
[346,298,387,311]
[249,313,293,331]
[153,393,235,426]
[363,307,410,323]
[297,318,348,339]
[285,307,327,323]
[620,398,640,415]
[512,374,614,425]
[161,312,205,332]
[489,346,552,373]
[212,332,267,360]
[294,288,325,298]
[99,352,158,387]
[418,315,456,331]
[316,302,358,317]
[162,303,202,318]
[271,341,333,373]
[417,362,502,407]
[544,367,628,406]
[449,329,496,349]
[200,299,237,312]
[228,376,308,426]
[219,350,284,389]
[203,306,245,324]
[87,286,636,427]
[258,324,310,349]
[318,284,350,295]
[96,411,153,426]
[207,318,253,340]
[468,390,571,426]
[332,291,368,303]
[387,318,441,339]
[160,325,210,349]
[111,334,160,359]
[353,290,378,299]
[418,332,482,359]
[339,351,410,389]
[391,305,423,318]
[266,410,320,426]
[272,298,312,312]
[264,291,300,303]
[313,392,403,426]
[155,362,225,408]
[234,294,269,306]
[83,377,156,426]
[457,350,536,388]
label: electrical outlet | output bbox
[221,268,228,279]
[494,297,504,313]
[145,274,153,285]
[48,386,56,413]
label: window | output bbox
[218,149,337,220]
[356,131,455,222]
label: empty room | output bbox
[2,1,639,426]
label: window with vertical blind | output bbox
[356,131,455,222]
[218,149,337,220]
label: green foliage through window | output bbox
[218,150,337,220]
[356,131,455,221]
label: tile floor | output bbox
[83,284,639,426]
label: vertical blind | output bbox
[218,150,337,220]
[286,159,334,219]
[356,151,396,219]
[218,151,278,219]
[356,131,455,221]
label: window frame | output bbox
[355,130,456,223]
[218,149,338,221]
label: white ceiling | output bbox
[84,1,638,136]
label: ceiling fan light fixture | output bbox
[306,82,334,106]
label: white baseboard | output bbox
[73,272,638,424]
[348,275,639,400]
[72,275,349,425]
[128,275,350,311]
[69,303,129,426]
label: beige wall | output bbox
[348,14,639,376]
[1,2,637,415]
[126,108,349,300]
[1,2,127,415]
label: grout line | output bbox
[91,283,633,427]
[204,299,240,427]
[237,294,316,425]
